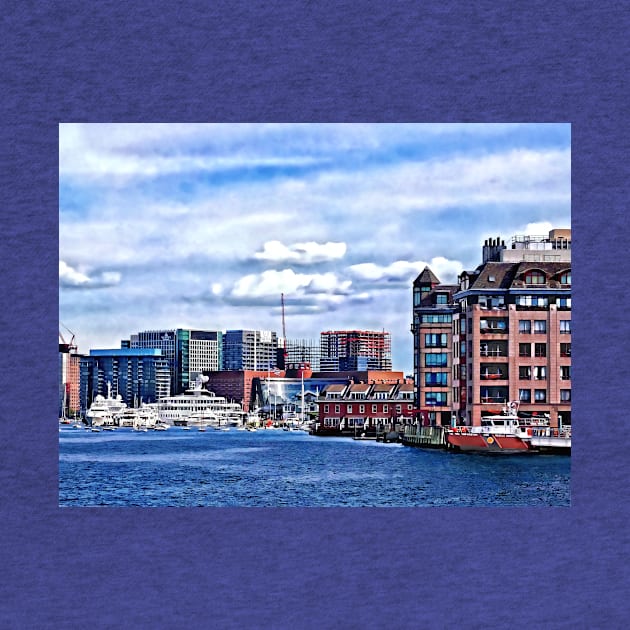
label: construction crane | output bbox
[281,293,288,368]
[59,322,77,352]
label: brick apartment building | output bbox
[412,229,571,428]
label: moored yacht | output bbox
[157,375,243,427]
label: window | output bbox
[561,389,571,402]
[560,320,571,334]
[324,404,329,413]
[519,366,531,380]
[372,404,377,413]
[519,320,531,334]
[534,320,547,334]
[425,353,448,367]
[534,389,547,402]
[460,318,466,334]
[347,405,352,413]
[359,405,365,413]
[560,343,571,357]
[335,405,340,413]
[519,389,531,403]
[425,333,448,348]
[413,288,422,306]
[519,343,531,357]
[560,272,571,285]
[557,297,571,309]
[517,296,549,308]
[425,392,447,406]
[383,405,388,412]
[436,294,449,304]
[425,372,448,386]
[560,366,571,380]
[421,314,452,323]
[533,366,546,380]
[534,343,547,357]
[524,270,546,284]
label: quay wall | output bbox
[402,425,447,449]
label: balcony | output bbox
[479,342,508,358]
[479,318,508,334]
[480,365,507,380]
[480,386,508,404]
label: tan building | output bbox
[412,229,571,428]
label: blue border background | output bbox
[2,2,628,627]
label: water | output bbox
[58,426,570,507]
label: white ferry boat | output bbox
[157,375,243,427]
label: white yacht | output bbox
[86,383,127,427]
[157,375,243,427]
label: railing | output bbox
[479,349,507,357]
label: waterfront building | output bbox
[319,330,392,372]
[411,229,571,428]
[128,328,223,394]
[59,343,82,417]
[80,348,171,412]
[222,329,279,371]
[315,380,415,435]
[203,369,277,413]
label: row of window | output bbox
[519,366,572,380]
[519,389,571,403]
[523,270,571,285]
[518,319,571,334]
[426,341,572,365]
[425,364,572,383]
[322,403,414,414]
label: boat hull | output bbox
[447,433,532,453]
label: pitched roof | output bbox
[469,261,572,291]
[413,266,441,286]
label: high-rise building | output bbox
[80,348,171,411]
[222,330,278,371]
[59,343,82,417]
[319,330,392,372]
[284,338,321,371]
[412,228,571,427]
[129,328,223,394]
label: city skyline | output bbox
[59,123,571,374]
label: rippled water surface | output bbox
[59,426,570,507]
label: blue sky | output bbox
[59,123,571,374]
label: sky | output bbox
[59,123,571,374]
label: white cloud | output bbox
[349,257,464,285]
[254,240,347,265]
[59,261,90,286]
[59,261,121,289]
[229,268,352,299]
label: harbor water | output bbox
[59,426,570,507]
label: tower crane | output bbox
[59,322,77,352]
[281,293,288,368]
